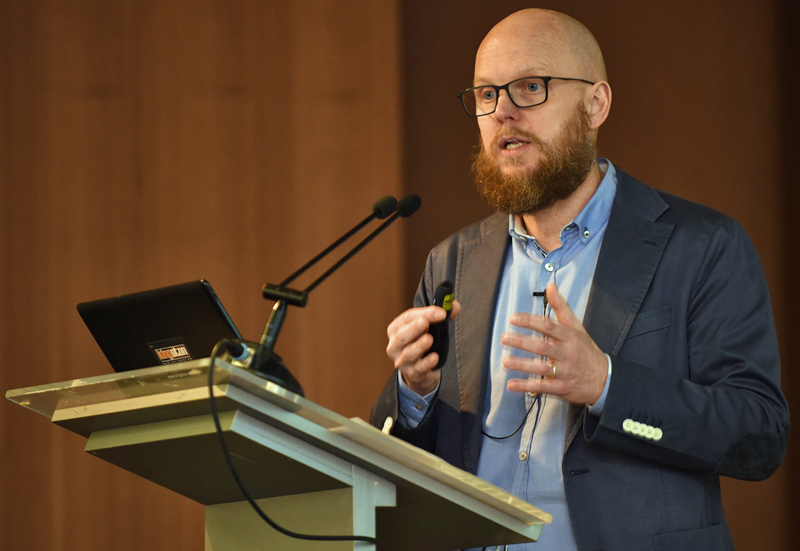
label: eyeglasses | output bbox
[457,76,595,117]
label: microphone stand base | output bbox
[250,347,305,397]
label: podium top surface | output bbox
[6,360,552,527]
[6,360,237,418]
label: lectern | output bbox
[6,360,551,550]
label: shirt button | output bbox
[527,392,537,397]
[414,403,424,411]
[544,262,554,272]
[519,451,528,461]
[583,229,591,238]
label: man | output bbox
[370,8,790,551]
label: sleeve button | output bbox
[623,419,634,433]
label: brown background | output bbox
[1,0,797,549]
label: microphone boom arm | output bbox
[254,194,420,386]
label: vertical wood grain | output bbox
[1,0,402,549]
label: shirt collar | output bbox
[508,158,618,246]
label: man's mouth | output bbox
[505,139,526,150]
[499,137,531,152]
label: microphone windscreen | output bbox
[373,195,398,219]
[397,194,422,217]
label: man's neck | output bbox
[520,163,605,253]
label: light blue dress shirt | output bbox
[398,160,618,550]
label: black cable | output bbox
[207,341,378,545]
[483,294,552,441]
[481,393,542,440]
[479,394,548,551]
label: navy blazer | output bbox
[371,170,790,551]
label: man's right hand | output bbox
[385,301,461,395]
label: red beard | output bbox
[472,106,597,215]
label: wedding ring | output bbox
[545,359,556,380]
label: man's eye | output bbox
[525,82,543,92]
[479,88,495,102]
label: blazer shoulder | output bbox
[655,189,731,227]
[615,168,738,231]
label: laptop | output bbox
[77,280,243,372]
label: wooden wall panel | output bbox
[2,0,795,549]
[1,0,402,549]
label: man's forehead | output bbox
[474,39,566,85]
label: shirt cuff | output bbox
[397,371,440,428]
[587,354,612,416]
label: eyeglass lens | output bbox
[463,77,547,116]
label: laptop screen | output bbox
[77,280,243,372]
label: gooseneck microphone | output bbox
[211,196,415,548]
[227,194,421,397]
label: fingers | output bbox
[386,300,460,353]
[500,283,607,404]
[386,300,459,335]
[500,329,554,360]
[386,305,451,395]
[545,282,579,327]
[501,354,564,396]
[450,299,462,320]
[506,372,563,394]
[390,325,435,369]
[387,307,444,357]
[506,283,575,343]
[501,352,554,378]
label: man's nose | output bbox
[493,89,520,121]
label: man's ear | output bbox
[587,81,611,129]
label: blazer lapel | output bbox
[454,213,509,474]
[565,172,674,451]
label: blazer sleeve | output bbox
[369,250,442,453]
[583,216,790,481]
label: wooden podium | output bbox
[6,360,551,550]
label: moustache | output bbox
[489,126,547,150]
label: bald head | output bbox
[470,10,611,218]
[476,9,606,85]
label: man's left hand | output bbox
[500,282,608,405]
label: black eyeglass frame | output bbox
[457,76,596,117]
